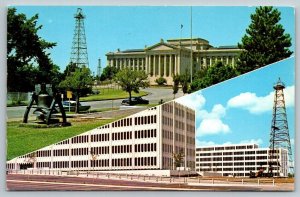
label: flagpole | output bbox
[190,6,193,83]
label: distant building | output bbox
[195,144,288,177]
[106,38,241,85]
[6,101,195,173]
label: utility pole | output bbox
[190,6,193,83]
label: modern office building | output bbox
[6,101,195,173]
[106,38,242,85]
[195,144,288,177]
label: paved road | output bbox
[7,174,265,191]
[6,87,184,120]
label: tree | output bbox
[237,6,292,74]
[7,8,59,92]
[172,151,184,169]
[155,77,167,86]
[190,62,237,92]
[100,66,119,81]
[179,70,190,95]
[59,66,93,113]
[172,74,180,99]
[114,68,149,104]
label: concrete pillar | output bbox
[169,55,172,77]
[226,57,229,65]
[174,55,177,75]
[158,55,161,77]
[177,54,181,75]
[164,55,167,77]
[153,55,156,76]
[232,57,235,66]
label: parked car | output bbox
[121,96,149,106]
[62,100,91,112]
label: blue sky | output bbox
[176,57,295,154]
[12,6,295,75]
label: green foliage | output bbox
[114,68,149,103]
[172,74,180,99]
[100,66,119,81]
[179,70,190,95]
[155,77,167,86]
[190,62,238,92]
[59,66,93,113]
[237,6,292,74]
[172,151,184,168]
[7,8,60,92]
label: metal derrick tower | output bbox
[269,78,293,174]
[70,8,89,68]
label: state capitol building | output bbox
[106,38,241,85]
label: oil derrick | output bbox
[70,8,89,68]
[269,78,293,175]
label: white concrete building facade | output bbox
[195,144,288,177]
[106,38,242,85]
[6,101,195,173]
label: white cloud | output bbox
[227,85,294,114]
[176,92,206,110]
[290,138,294,146]
[239,138,263,145]
[197,118,230,137]
[196,104,230,137]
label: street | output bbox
[6,87,184,120]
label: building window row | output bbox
[162,143,173,153]
[175,120,185,130]
[134,157,157,166]
[112,131,132,141]
[187,124,195,133]
[71,135,88,144]
[53,149,69,157]
[71,160,88,168]
[134,143,157,153]
[91,133,109,142]
[98,124,110,129]
[112,145,132,154]
[112,117,132,128]
[187,136,195,145]
[162,116,173,126]
[112,158,132,167]
[91,146,109,155]
[186,112,195,121]
[53,161,69,168]
[36,150,51,157]
[36,162,51,168]
[175,133,185,142]
[56,139,69,145]
[91,159,109,167]
[162,129,173,140]
[175,107,185,117]
[134,129,157,139]
[134,115,156,125]
[71,148,88,156]
[162,103,173,113]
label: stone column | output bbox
[209,57,212,66]
[145,56,148,74]
[169,55,172,77]
[110,59,113,67]
[158,55,161,77]
[164,55,167,77]
[232,57,235,66]
[203,58,207,68]
[226,57,229,65]
[174,55,177,75]
[153,55,156,76]
[177,54,181,75]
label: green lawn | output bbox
[6,118,121,161]
[80,88,148,102]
